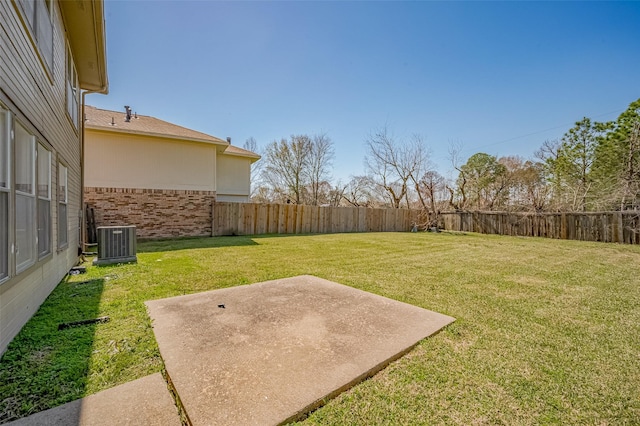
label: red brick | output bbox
[85,187,215,239]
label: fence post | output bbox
[614,212,623,243]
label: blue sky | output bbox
[89,1,640,182]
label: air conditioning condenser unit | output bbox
[93,225,137,266]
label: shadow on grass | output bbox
[138,232,437,254]
[0,277,105,424]
[137,235,260,253]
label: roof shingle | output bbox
[84,105,227,145]
[84,106,260,160]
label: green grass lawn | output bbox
[1,232,639,424]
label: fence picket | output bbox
[211,203,639,245]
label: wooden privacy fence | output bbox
[212,202,640,244]
[438,211,640,244]
[212,202,419,236]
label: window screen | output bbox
[15,122,36,271]
[38,144,51,257]
[0,107,7,280]
[58,164,68,248]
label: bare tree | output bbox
[262,135,311,204]
[535,139,566,211]
[307,133,335,206]
[259,133,335,205]
[405,134,432,209]
[327,181,346,207]
[365,127,405,208]
[415,170,447,228]
[342,175,376,207]
[447,142,467,210]
[364,127,430,209]
[251,185,281,204]
[243,137,265,200]
[491,156,550,212]
[307,180,345,206]
[419,170,446,213]
[534,139,562,163]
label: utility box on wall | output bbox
[94,226,137,266]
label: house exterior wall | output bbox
[85,129,217,191]
[84,187,215,239]
[0,1,85,354]
[84,129,219,238]
[216,154,252,202]
[216,194,251,202]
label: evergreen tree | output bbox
[592,99,640,210]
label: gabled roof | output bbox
[84,106,261,161]
[223,145,261,162]
[84,106,229,146]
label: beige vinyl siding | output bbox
[216,153,252,201]
[85,129,217,191]
[0,1,83,354]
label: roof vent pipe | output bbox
[124,105,132,122]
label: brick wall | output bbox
[85,187,216,239]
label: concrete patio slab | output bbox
[146,275,455,426]
[5,373,181,426]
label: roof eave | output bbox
[59,0,109,93]
[85,125,229,147]
[222,151,262,163]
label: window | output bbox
[0,104,58,283]
[58,163,68,248]
[37,143,51,257]
[0,107,9,281]
[16,0,54,74]
[15,122,36,272]
[66,45,79,128]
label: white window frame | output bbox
[66,43,80,128]
[0,101,61,284]
[0,106,9,282]
[15,0,55,76]
[58,162,68,249]
[37,143,51,258]
[15,121,37,273]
